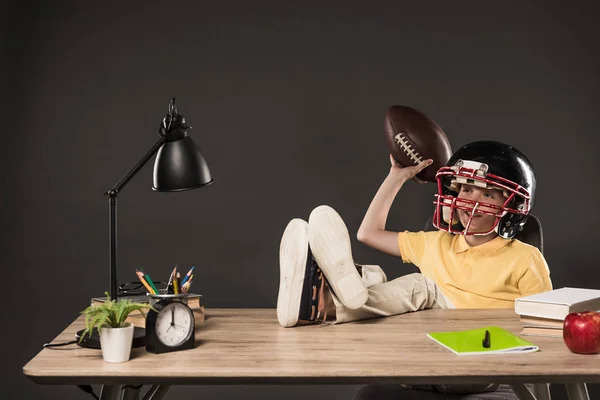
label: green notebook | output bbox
[427,326,539,356]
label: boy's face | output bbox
[455,184,508,234]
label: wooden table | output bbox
[23,309,598,400]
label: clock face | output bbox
[154,302,194,347]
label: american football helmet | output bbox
[432,141,536,238]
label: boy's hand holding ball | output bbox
[389,154,433,184]
[384,105,452,183]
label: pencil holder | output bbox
[147,290,189,306]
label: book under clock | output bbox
[91,294,205,328]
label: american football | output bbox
[384,105,452,182]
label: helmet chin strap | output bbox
[464,211,507,235]
[493,210,508,234]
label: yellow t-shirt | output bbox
[397,230,552,308]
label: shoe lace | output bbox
[316,269,333,324]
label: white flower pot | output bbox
[99,323,134,363]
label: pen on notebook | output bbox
[135,270,155,294]
[482,330,491,348]
[141,270,160,294]
[180,266,195,287]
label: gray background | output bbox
[4,1,600,399]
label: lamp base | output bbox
[75,327,146,349]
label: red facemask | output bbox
[432,160,531,236]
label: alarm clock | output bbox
[146,297,195,354]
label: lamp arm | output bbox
[105,135,167,301]
[108,136,168,195]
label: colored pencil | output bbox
[173,269,179,294]
[135,270,155,294]
[140,270,160,294]
[167,265,177,294]
[180,266,195,287]
[182,274,194,293]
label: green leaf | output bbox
[80,291,156,334]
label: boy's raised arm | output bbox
[357,155,432,257]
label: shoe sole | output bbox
[308,205,368,310]
[277,219,309,328]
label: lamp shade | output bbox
[152,135,213,192]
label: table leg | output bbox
[142,385,172,400]
[509,384,536,400]
[565,383,589,400]
[100,385,123,400]
[531,383,551,400]
[123,385,142,400]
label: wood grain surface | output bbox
[23,308,600,385]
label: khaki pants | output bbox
[331,272,455,324]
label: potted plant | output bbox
[79,292,155,363]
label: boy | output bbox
[277,140,552,328]
[276,141,552,399]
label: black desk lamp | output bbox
[107,97,213,301]
[76,98,213,348]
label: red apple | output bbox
[563,311,600,354]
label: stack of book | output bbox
[91,294,205,328]
[519,315,564,338]
[515,287,600,338]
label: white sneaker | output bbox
[277,219,309,327]
[277,218,335,327]
[308,205,368,310]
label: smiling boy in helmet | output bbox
[276,140,551,326]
